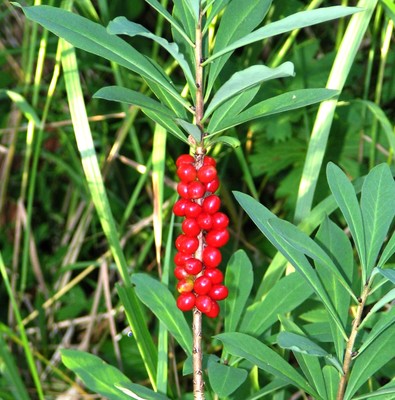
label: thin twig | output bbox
[336,283,370,399]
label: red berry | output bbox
[177,164,196,182]
[184,258,203,275]
[193,276,212,295]
[175,235,199,253]
[176,154,194,167]
[174,252,192,266]
[211,212,229,229]
[205,177,220,193]
[197,165,217,183]
[209,284,229,300]
[188,181,206,199]
[203,246,222,268]
[182,218,201,237]
[205,300,220,318]
[202,195,221,214]
[184,201,202,218]
[173,199,189,217]
[174,266,190,280]
[197,213,213,230]
[205,229,229,248]
[177,278,194,293]
[177,181,190,198]
[203,156,216,166]
[177,292,195,311]
[195,295,213,313]
[204,268,223,284]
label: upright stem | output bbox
[336,284,370,400]
[192,6,206,400]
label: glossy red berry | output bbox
[202,195,221,214]
[203,156,216,166]
[176,154,194,167]
[175,235,199,253]
[195,295,213,313]
[205,300,220,318]
[177,181,190,198]
[205,177,220,193]
[188,181,206,199]
[197,165,217,183]
[209,284,229,300]
[174,266,190,280]
[177,292,195,311]
[184,201,202,218]
[193,276,212,295]
[211,212,229,229]
[204,268,223,284]
[202,246,222,268]
[177,278,194,293]
[182,218,201,237]
[173,199,188,217]
[184,258,203,275]
[205,229,229,248]
[177,164,196,182]
[197,213,213,230]
[174,252,192,266]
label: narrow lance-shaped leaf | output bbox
[360,163,395,277]
[268,218,357,302]
[176,119,202,142]
[204,6,361,64]
[203,62,295,120]
[376,267,395,284]
[216,332,319,398]
[131,273,193,356]
[107,17,196,94]
[377,230,395,268]
[15,4,190,110]
[209,89,338,134]
[326,162,366,279]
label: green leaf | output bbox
[277,332,343,374]
[107,17,195,92]
[224,250,254,333]
[377,231,395,268]
[207,86,259,134]
[130,273,193,356]
[173,0,196,41]
[93,86,176,118]
[351,386,395,400]
[203,0,231,33]
[60,350,133,400]
[326,162,366,279]
[205,0,272,100]
[203,62,295,120]
[377,267,395,284]
[17,4,189,110]
[144,109,189,144]
[2,90,42,128]
[315,218,354,360]
[144,0,194,46]
[208,360,248,397]
[115,381,170,400]
[176,119,202,142]
[360,163,395,277]
[380,0,395,27]
[208,136,241,148]
[269,218,356,302]
[215,332,318,397]
[323,365,340,400]
[239,272,313,336]
[233,191,347,340]
[345,315,395,399]
[61,350,168,400]
[204,6,361,64]
[213,89,338,134]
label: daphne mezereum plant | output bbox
[11,0,395,399]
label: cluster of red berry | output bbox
[173,153,229,318]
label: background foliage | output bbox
[0,0,394,399]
